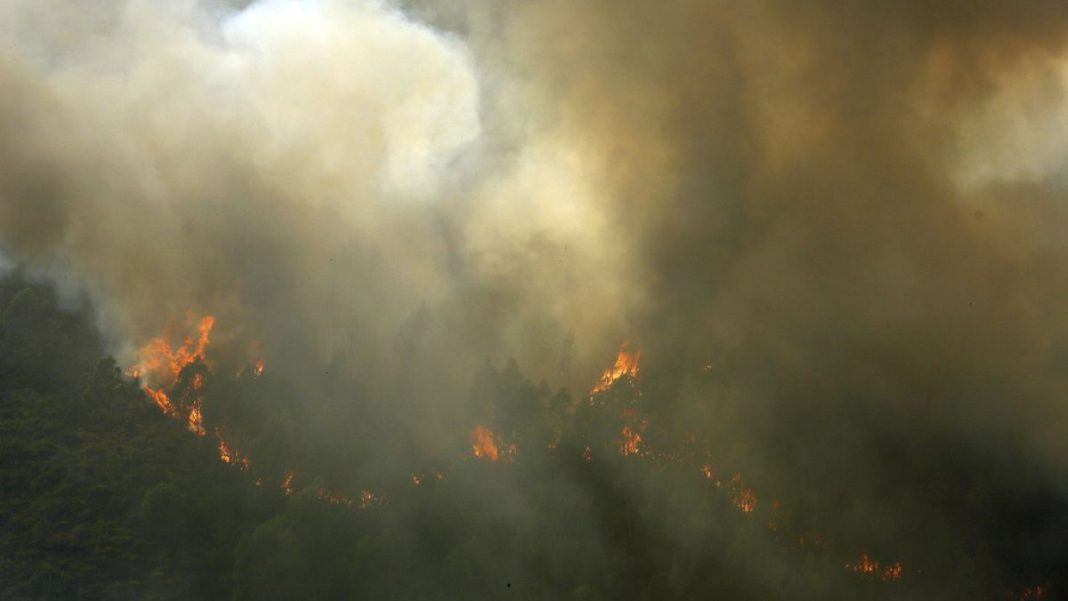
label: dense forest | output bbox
[1,271,1064,600]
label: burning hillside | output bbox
[98,299,1064,599]
[591,343,640,396]
[3,274,1067,598]
[127,314,214,423]
[126,327,928,590]
[4,0,1068,598]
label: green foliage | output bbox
[0,281,755,600]
[2,274,1032,600]
[0,281,274,600]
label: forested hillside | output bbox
[0,274,771,600]
[1,272,1064,600]
[0,275,279,599]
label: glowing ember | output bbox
[618,407,647,456]
[847,552,903,581]
[1010,585,1049,600]
[470,425,500,461]
[359,489,382,509]
[727,473,757,513]
[183,372,207,435]
[882,562,903,581]
[254,358,265,376]
[849,552,878,574]
[315,487,353,506]
[187,404,205,436]
[702,464,723,488]
[410,470,444,486]
[217,436,234,462]
[281,470,296,494]
[591,342,640,395]
[620,425,642,456]
[216,431,249,468]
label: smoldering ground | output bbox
[2,0,1068,598]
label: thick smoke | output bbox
[0,0,635,380]
[3,0,1068,597]
[463,0,1068,594]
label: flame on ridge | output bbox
[127,315,214,432]
[127,315,247,468]
[128,314,392,512]
[127,321,921,578]
[591,342,640,395]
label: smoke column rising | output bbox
[3,0,1068,597]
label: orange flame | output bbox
[620,425,643,456]
[144,386,177,417]
[254,358,265,377]
[847,552,903,581]
[128,314,214,434]
[184,373,207,435]
[470,425,500,461]
[591,342,640,394]
[281,470,296,494]
[216,431,249,468]
[619,407,647,456]
[727,473,757,513]
[187,404,205,436]
[132,315,214,384]
[850,552,879,574]
[217,435,234,463]
[359,489,382,509]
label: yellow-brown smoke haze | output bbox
[421,0,1068,475]
[0,0,636,384]
[4,0,1068,595]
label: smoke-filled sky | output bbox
[3,0,1068,596]
[0,0,649,385]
